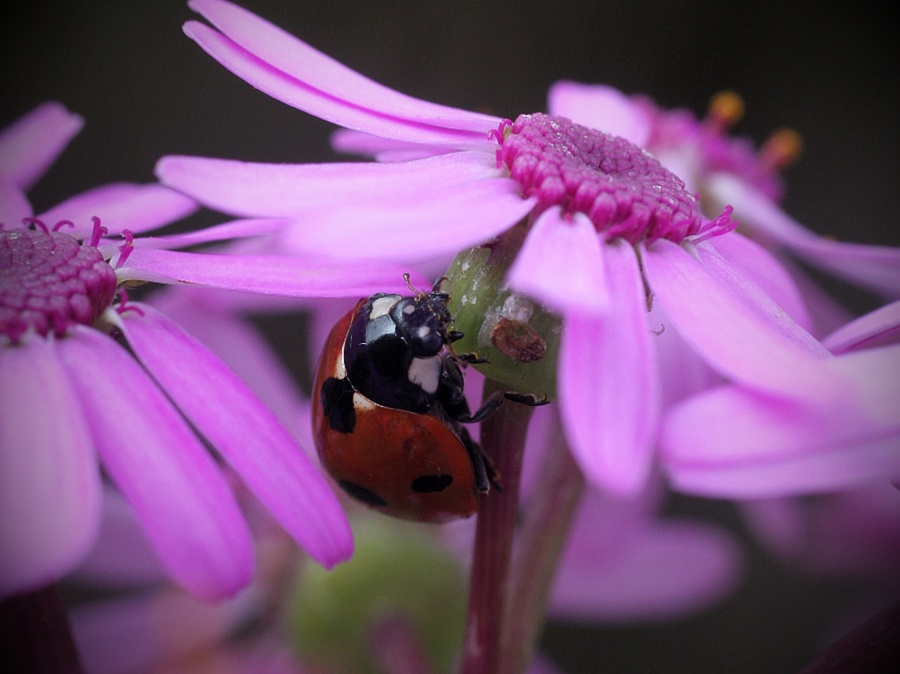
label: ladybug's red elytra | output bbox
[312,279,545,522]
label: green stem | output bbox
[460,378,535,674]
[0,583,84,674]
[503,424,585,674]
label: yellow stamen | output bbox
[760,128,803,171]
[707,91,745,130]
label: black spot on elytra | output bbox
[410,474,453,493]
[339,480,387,507]
[321,376,356,433]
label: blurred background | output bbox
[3,1,896,672]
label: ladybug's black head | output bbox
[390,291,454,357]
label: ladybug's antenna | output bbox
[403,272,424,296]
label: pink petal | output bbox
[707,232,813,333]
[508,208,610,314]
[40,183,198,239]
[550,491,742,621]
[0,179,33,225]
[0,336,100,597]
[331,129,447,162]
[709,173,900,298]
[185,1,497,145]
[0,102,83,191]
[559,242,660,495]
[117,248,429,297]
[278,177,536,262]
[72,587,256,674]
[660,345,900,497]
[546,81,651,147]
[72,487,168,587]
[155,151,499,218]
[824,301,900,354]
[149,290,308,436]
[121,303,353,568]
[58,327,254,600]
[643,239,844,399]
[131,217,291,251]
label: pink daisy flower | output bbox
[545,83,900,334]
[158,0,844,496]
[0,102,420,600]
[660,300,900,497]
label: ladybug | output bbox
[312,278,544,522]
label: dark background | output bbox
[3,2,896,672]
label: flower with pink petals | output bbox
[158,0,844,497]
[660,301,900,497]
[0,102,430,600]
[546,82,900,334]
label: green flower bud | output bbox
[445,224,561,400]
[289,517,466,674]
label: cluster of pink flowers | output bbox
[3,1,897,673]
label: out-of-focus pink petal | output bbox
[58,327,254,600]
[184,1,496,146]
[643,239,844,399]
[121,303,353,568]
[117,248,428,297]
[40,183,198,239]
[559,242,660,495]
[550,491,742,621]
[0,179,33,227]
[0,102,83,191]
[279,178,535,262]
[707,232,813,332]
[73,487,167,587]
[824,301,900,354]
[72,586,257,674]
[709,173,900,298]
[660,345,900,497]
[155,151,498,218]
[546,81,651,147]
[780,255,855,338]
[508,208,610,314]
[0,336,101,597]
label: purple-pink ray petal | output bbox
[0,102,83,191]
[0,179,33,225]
[643,239,844,399]
[278,177,536,262]
[331,129,449,162]
[117,248,428,297]
[57,327,255,600]
[149,289,308,436]
[709,173,900,298]
[0,335,101,597]
[559,242,660,495]
[73,487,168,587]
[546,81,651,147]
[507,208,611,314]
[131,218,291,250]
[824,301,900,354]
[706,232,813,332]
[120,303,353,568]
[39,183,198,239]
[660,345,900,497]
[72,587,256,674]
[155,151,499,218]
[550,491,742,621]
[184,3,496,146]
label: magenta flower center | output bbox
[1,226,117,342]
[498,113,728,244]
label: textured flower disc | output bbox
[499,113,708,244]
[0,227,117,341]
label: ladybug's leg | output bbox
[458,425,501,493]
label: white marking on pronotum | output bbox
[408,356,441,395]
